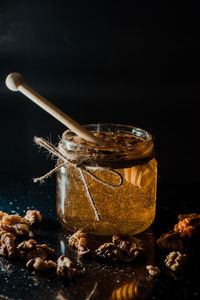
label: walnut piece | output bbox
[177,213,200,231]
[26,257,57,271]
[0,210,59,275]
[95,242,123,261]
[164,251,188,271]
[57,255,77,279]
[0,230,16,241]
[174,217,198,240]
[146,265,161,276]
[0,223,30,236]
[69,230,90,257]
[25,210,42,225]
[178,213,200,222]
[29,231,34,238]
[157,212,200,251]
[0,214,30,236]
[112,235,145,262]
[1,215,30,226]
[0,231,16,258]
[96,235,144,262]
[0,211,8,220]
[16,239,55,260]
[156,231,184,251]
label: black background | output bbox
[1,4,200,300]
[0,1,200,182]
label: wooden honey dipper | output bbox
[5,72,102,144]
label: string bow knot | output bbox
[34,137,123,221]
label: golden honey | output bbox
[56,124,157,236]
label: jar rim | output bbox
[60,124,154,168]
[62,123,152,145]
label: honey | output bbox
[56,124,157,236]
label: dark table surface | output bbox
[0,175,200,300]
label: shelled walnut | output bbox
[24,210,42,225]
[0,214,30,236]
[96,235,144,262]
[157,213,200,251]
[112,235,145,262]
[69,230,90,257]
[16,239,55,261]
[146,265,160,276]
[174,214,200,238]
[178,213,200,223]
[0,211,8,220]
[174,218,197,239]
[95,242,123,261]
[1,215,29,226]
[0,210,44,260]
[57,255,77,279]
[26,257,57,271]
[164,251,188,271]
[0,231,16,258]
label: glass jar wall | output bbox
[56,124,157,236]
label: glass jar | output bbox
[56,124,157,236]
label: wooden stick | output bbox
[5,72,102,144]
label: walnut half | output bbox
[0,231,16,258]
[26,257,57,271]
[57,255,77,279]
[95,242,123,261]
[164,251,188,271]
[16,239,55,261]
[0,215,30,236]
[95,235,144,262]
[69,230,90,257]
[146,265,161,276]
[24,210,42,226]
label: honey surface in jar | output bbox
[56,125,157,236]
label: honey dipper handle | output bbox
[5,73,101,144]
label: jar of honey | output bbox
[56,124,157,236]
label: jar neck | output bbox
[60,124,154,169]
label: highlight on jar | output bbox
[5,73,157,237]
[56,124,157,236]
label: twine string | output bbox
[79,168,100,221]
[33,137,123,221]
